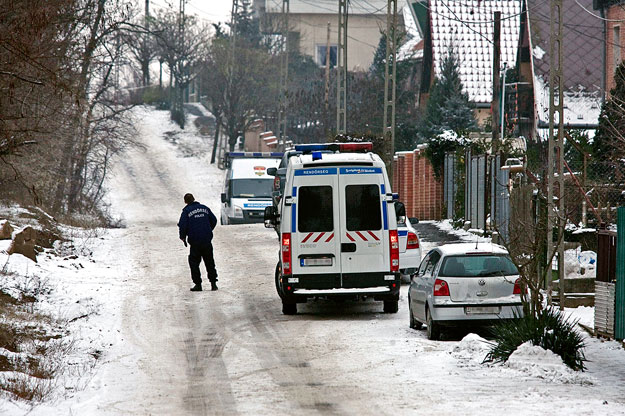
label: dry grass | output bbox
[0,283,73,403]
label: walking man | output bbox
[178,193,218,291]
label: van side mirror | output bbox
[394,201,406,223]
[264,206,278,228]
[221,193,227,203]
[409,217,419,225]
[267,167,277,176]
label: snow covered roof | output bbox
[527,0,603,127]
[428,0,521,104]
[533,77,602,130]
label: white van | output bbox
[264,143,401,314]
[220,152,282,224]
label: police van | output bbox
[220,152,282,224]
[264,143,401,315]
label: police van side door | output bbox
[290,168,342,280]
[338,167,388,279]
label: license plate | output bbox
[301,258,332,267]
[465,306,500,315]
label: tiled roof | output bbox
[429,0,522,103]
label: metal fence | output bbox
[443,152,457,219]
[490,154,510,241]
[465,151,487,231]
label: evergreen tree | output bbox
[419,48,476,176]
[418,48,476,141]
[231,0,262,48]
[594,61,625,162]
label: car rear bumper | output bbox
[430,303,523,323]
[285,272,400,301]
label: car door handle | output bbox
[341,243,357,253]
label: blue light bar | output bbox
[226,152,283,158]
[294,144,331,152]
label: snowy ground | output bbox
[1,105,625,415]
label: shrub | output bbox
[485,307,587,371]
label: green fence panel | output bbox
[616,207,625,340]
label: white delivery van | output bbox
[264,143,401,315]
[221,152,282,224]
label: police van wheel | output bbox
[275,262,284,298]
[383,300,398,314]
[282,302,297,315]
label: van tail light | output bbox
[433,279,450,296]
[513,277,522,295]
[406,232,420,249]
[389,230,399,272]
[282,233,292,275]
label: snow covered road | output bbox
[19,107,625,415]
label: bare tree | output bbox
[151,9,210,128]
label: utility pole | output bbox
[492,12,501,151]
[144,0,150,86]
[324,22,331,136]
[547,0,565,307]
[383,0,398,178]
[277,0,290,150]
[491,11,501,235]
[337,0,348,134]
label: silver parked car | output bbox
[408,243,523,340]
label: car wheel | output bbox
[409,298,422,329]
[426,308,441,340]
[275,262,284,298]
[383,300,398,313]
[282,301,297,315]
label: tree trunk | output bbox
[211,115,221,164]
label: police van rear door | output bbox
[290,168,342,281]
[338,167,389,280]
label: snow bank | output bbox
[505,342,595,385]
[563,249,596,278]
[451,333,491,363]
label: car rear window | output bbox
[345,184,381,231]
[438,255,519,277]
[298,186,333,232]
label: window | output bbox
[345,185,381,231]
[230,179,273,198]
[418,251,441,277]
[298,186,334,232]
[316,45,337,68]
[615,26,621,68]
[438,255,519,278]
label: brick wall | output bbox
[606,6,625,93]
[392,148,443,220]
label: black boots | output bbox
[210,281,218,291]
[190,284,202,292]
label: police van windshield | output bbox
[231,179,273,198]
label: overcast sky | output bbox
[148,0,233,25]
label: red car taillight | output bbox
[389,230,399,272]
[513,277,522,295]
[281,232,292,275]
[433,279,450,296]
[406,232,420,249]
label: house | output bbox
[415,0,522,127]
[515,0,604,140]
[594,0,625,95]
[254,0,404,71]
[413,0,603,141]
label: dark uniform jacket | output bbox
[178,201,217,245]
